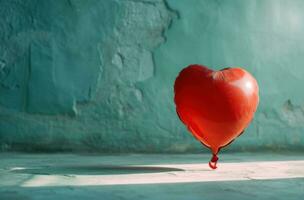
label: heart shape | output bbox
[174,65,259,168]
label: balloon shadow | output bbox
[11,165,184,175]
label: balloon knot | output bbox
[209,154,219,169]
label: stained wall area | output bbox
[0,0,303,152]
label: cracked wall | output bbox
[0,0,304,152]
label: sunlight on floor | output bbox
[19,160,304,187]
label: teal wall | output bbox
[0,0,304,152]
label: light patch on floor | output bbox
[1,153,304,200]
[18,160,304,187]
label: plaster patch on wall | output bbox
[281,99,304,127]
[0,0,118,115]
[111,53,124,70]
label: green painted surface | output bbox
[0,0,303,152]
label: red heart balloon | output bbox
[174,65,259,169]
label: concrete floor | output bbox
[0,153,303,199]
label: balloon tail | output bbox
[208,154,219,169]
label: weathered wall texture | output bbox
[0,0,303,152]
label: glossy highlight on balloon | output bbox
[174,65,259,169]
